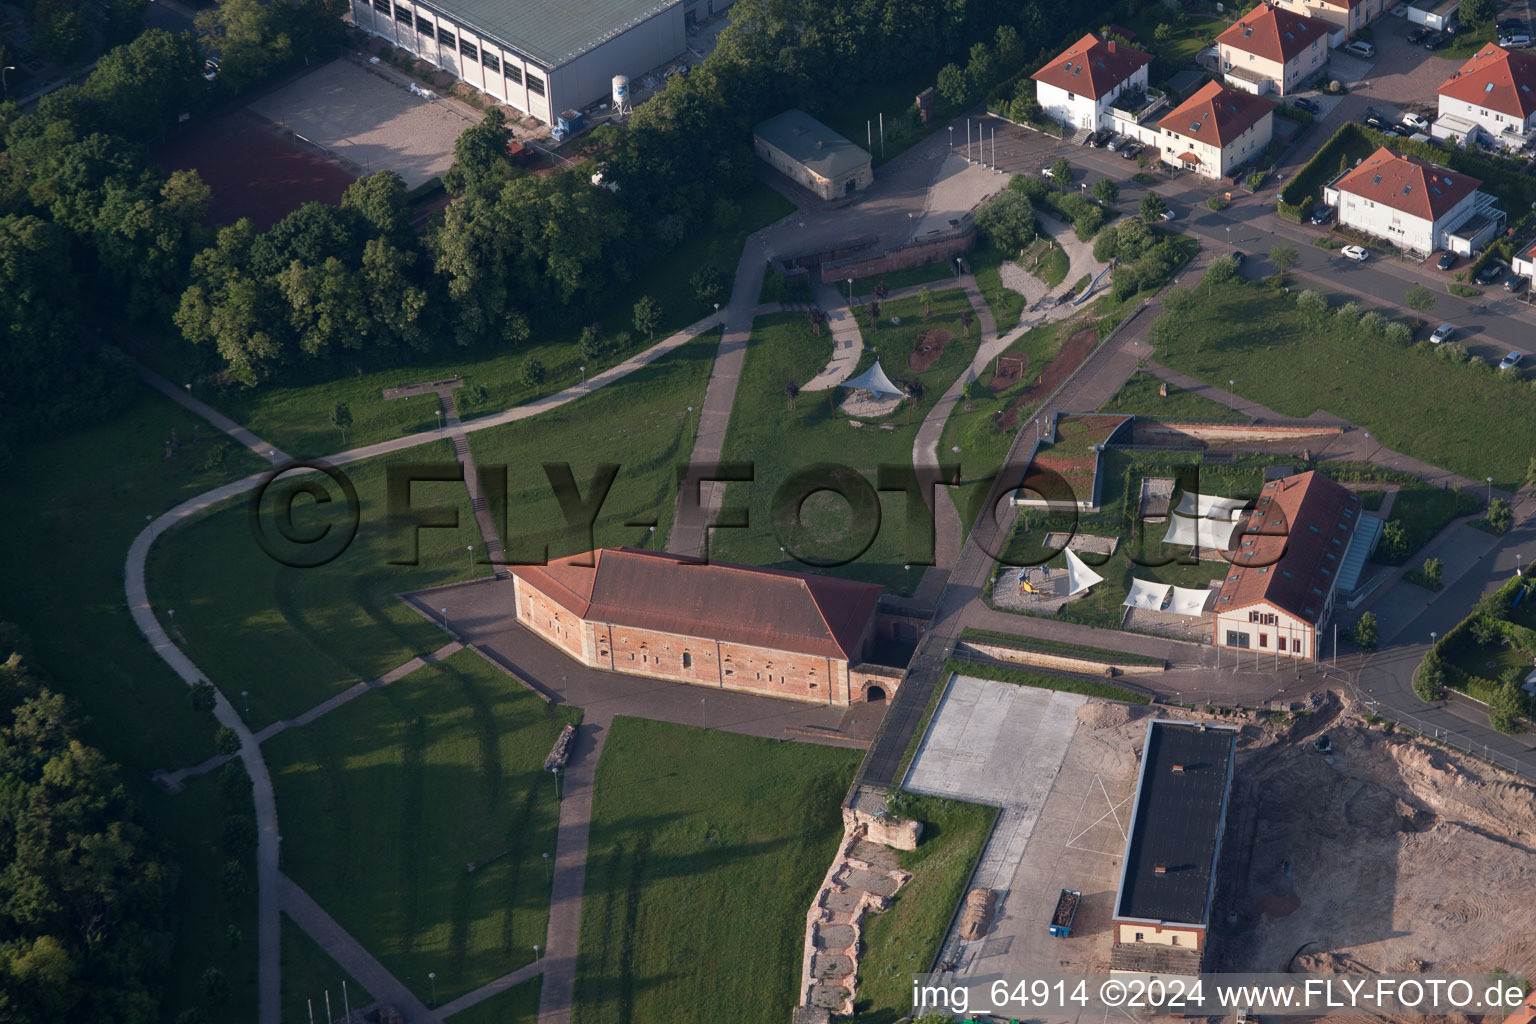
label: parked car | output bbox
[1106,134,1125,151]
[1311,204,1335,225]
[202,57,220,82]
[1161,208,1177,221]
[1383,127,1406,137]
[1506,273,1530,293]
[1293,97,1320,114]
[1499,34,1533,47]
[1340,245,1369,262]
[1402,112,1432,131]
[1430,323,1456,343]
[1364,113,1388,130]
[1344,40,1377,58]
[1120,142,1142,159]
[1423,32,1448,49]
[1476,260,1507,284]
[1230,250,1246,267]
[1407,26,1430,43]
[1436,251,1458,270]
[1498,350,1524,370]
[1497,18,1526,33]
[1088,130,1110,147]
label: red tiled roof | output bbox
[1299,0,1369,11]
[1437,44,1536,121]
[1215,471,1362,624]
[1332,145,1481,222]
[1157,80,1277,147]
[509,547,883,660]
[1217,4,1332,64]
[1031,33,1154,100]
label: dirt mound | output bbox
[986,354,1026,393]
[1077,701,1134,729]
[958,888,997,941]
[997,328,1098,430]
[909,329,953,373]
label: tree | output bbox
[214,726,242,755]
[1206,254,1239,286]
[965,41,994,95]
[959,308,974,338]
[1154,22,1174,43]
[341,170,411,241]
[1378,519,1409,560]
[1488,672,1524,733]
[1422,556,1442,588]
[691,263,725,303]
[579,323,605,362]
[917,285,932,316]
[1269,243,1300,272]
[1487,496,1513,533]
[973,189,1036,252]
[1050,158,1073,192]
[1353,611,1379,651]
[936,63,969,105]
[961,379,974,410]
[1404,283,1437,315]
[444,107,512,195]
[1139,193,1168,223]
[1414,649,1446,702]
[633,295,661,341]
[520,357,547,387]
[1460,0,1493,24]
[190,681,218,713]
[783,381,799,409]
[1092,177,1120,205]
[330,401,352,445]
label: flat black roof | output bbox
[1114,720,1236,926]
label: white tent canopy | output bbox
[840,359,905,398]
[1163,514,1244,551]
[1122,578,1172,610]
[1064,548,1105,597]
[1174,492,1250,520]
[1167,586,1213,617]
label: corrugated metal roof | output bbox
[510,547,884,660]
[425,0,679,68]
[754,110,873,182]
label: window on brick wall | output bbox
[682,652,692,669]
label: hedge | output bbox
[944,659,1153,704]
[959,627,1166,667]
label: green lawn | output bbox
[266,650,580,1005]
[946,660,1152,702]
[960,626,1165,666]
[0,390,272,1022]
[969,242,1027,334]
[175,183,793,459]
[145,441,474,730]
[1110,11,1232,86]
[713,290,978,593]
[464,330,717,562]
[850,793,996,1023]
[282,914,371,1022]
[1099,371,1249,423]
[1157,280,1536,487]
[450,977,543,1024]
[1376,485,1481,564]
[761,263,813,305]
[853,262,956,298]
[573,717,860,1024]
[1029,244,1070,289]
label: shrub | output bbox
[1384,321,1412,345]
[1206,195,1230,211]
[1206,254,1239,285]
[1359,310,1386,335]
[1437,341,1469,364]
[1296,289,1327,319]
[1488,676,1525,733]
[1487,497,1513,533]
[1415,650,1446,702]
[1353,611,1379,651]
[520,357,547,387]
[190,681,218,713]
[1335,301,1362,324]
[214,726,241,755]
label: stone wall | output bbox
[513,577,586,660]
[819,222,977,283]
[842,805,923,851]
[848,664,903,703]
[1139,422,1344,444]
[958,640,1165,677]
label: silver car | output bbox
[1429,323,1455,343]
[1498,350,1524,370]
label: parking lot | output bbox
[906,679,1146,987]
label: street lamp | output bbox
[847,277,854,307]
[533,945,540,962]
[686,405,694,437]
[241,690,250,717]
[1487,476,1494,506]
[948,125,954,152]
[441,607,449,630]
[435,408,443,431]
[714,302,720,318]
[1518,552,1524,577]
[543,851,550,883]
[1430,631,1437,647]
[580,365,586,388]
[267,448,276,466]
[467,544,475,571]
[1,67,14,101]
[428,972,437,1007]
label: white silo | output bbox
[612,74,630,115]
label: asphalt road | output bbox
[977,116,1536,363]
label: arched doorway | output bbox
[865,685,887,703]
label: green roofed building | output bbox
[350,0,734,125]
[753,110,874,201]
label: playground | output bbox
[996,328,1100,430]
[985,353,1027,393]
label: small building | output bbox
[1407,0,1461,31]
[1109,719,1238,977]
[1156,80,1278,180]
[1515,238,1536,279]
[1030,32,1155,134]
[1269,0,1385,39]
[753,110,873,201]
[349,0,713,125]
[1324,145,1504,255]
[1216,3,1333,97]
[1211,471,1374,661]
[509,547,891,705]
[1436,44,1536,152]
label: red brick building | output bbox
[509,548,890,705]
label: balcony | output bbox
[1109,87,1170,126]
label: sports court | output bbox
[247,58,474,188]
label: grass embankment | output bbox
[1100,372,1249,423]
[573,718,860,1024]
[0,391,270,1021]
[1158,279,1536,487]
[960,627,1165,667]
[851,794,997,1023]
[713,290,978,593]
[179,183,792,458]
[969,242,1026,333]
[1374,485,1481,564]
[267,650,580,1005]
[945,661,1153,703]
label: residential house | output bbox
[1216,3,1333,96]
[1031,33,1155,133]
[1436,44,1536,151]
[1324,145,1504,254]
[1156,80,1278,179]
[1269,0,1385,39]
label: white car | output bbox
[1161,208,1177,221]
[1499,350,1524,370]
[1402,112,1431,131]
[1340,245,1369,262]
[1429,323,1455,343]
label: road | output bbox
[973,116,1536,363]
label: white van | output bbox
[1344,40,1377,58]
[1499,33,1532,47]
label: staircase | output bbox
[1335,514,1384,594]
[1069,127,1094,146]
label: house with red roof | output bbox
[1212,472,1371,662]
[1030,33,1155,134]
[1436,44,1536,151]
[1216,4,1333,97]
[1155,80,1278,179]
[1516,237,1536,280]
[509,547,893,704]
[1269,0,1385,38]
[1323,146,1504,255]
